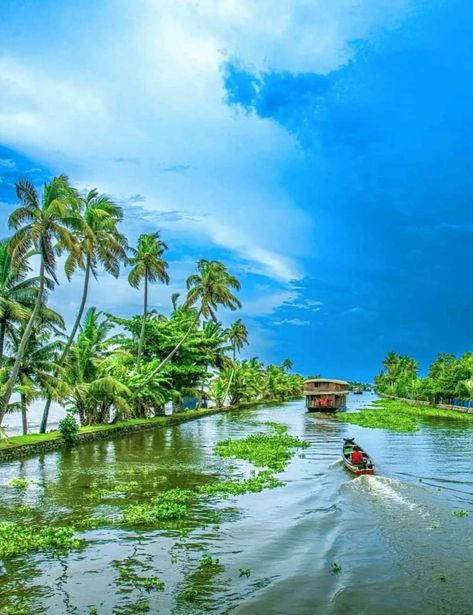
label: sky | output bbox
[0,0,472,381]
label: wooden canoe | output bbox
[342,438,374,475]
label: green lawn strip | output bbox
[339,399,473,432]
[0,401,300,453]
[0,407,226,452]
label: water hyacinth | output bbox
[0,523,81,558]
[338,399,473,433]
[214,430,310,472]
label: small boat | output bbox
[353,387,363,395]
[342,438,374,475]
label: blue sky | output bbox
[0,0,472,381]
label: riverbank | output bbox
[379,393,473,414]
[339,397,473,432]
[0,398,299,463]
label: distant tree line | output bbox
[348,381,371,391]
[375,351,473,404]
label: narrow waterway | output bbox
[1,394,473,614]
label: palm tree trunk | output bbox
[222,343,237,407]
[0,258,45,426]
[21,393,28,436]
[142,309,201,386]
[137,270,148,369]
[223,367,235,407]
[0,321,5,362]
[40,256,91,434]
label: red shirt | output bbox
[351,450,364,464]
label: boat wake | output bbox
[345,475,431,519]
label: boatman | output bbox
[351,447,364,467]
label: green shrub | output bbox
[58,414,80,445]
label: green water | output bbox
[1,395,473,614]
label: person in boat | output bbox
[351,446,365,467]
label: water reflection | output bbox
[1,395,473,613]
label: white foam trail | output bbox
[348,475,431,519]
[328,459,343,469]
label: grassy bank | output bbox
[0,398,301,461]
[338,398,473,432]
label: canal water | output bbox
[1,394,473,614]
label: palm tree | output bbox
[0,238,40,360]
[66,308,131,425]
[143,259,241,384]
[7,327,65,434]
[0,176,81,422]
[128,232,169,369]
[282,358,293,373]
[40,189,127,433]
[226,319,248,361]
[222,319,248,404]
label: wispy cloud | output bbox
[274,318,311,326]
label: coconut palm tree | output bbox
[65,307,130,425]
[222,319,248,404]
[128,232,170,369]
[40,189,127,433]
[226,319,248,361]
[0,238,40,360]
[143,259,241,384]
[282,358,293,372]
[0,176,81,422]
[7,327,65,434]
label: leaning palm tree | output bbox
[128,232,169,369]
[0,238,65,365]
[143,259,241,384]
[0,238,40,360]
[40,189,127,433]
[0,176,81,422]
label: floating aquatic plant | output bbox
[239,567,251,577]
[182,587,198,602]
[215,428,309,472]
[331,563,342,574]
[453,510,469,517]
[339,399,473,433]
[0,523,81,558]
[8,478,29,489]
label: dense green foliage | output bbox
[375,351,473,404]
[339,399,473,432]
[0,174,302,434]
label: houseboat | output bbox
[304,378,349,412]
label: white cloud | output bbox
[0,0,410,286]
[148,0,410,74]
